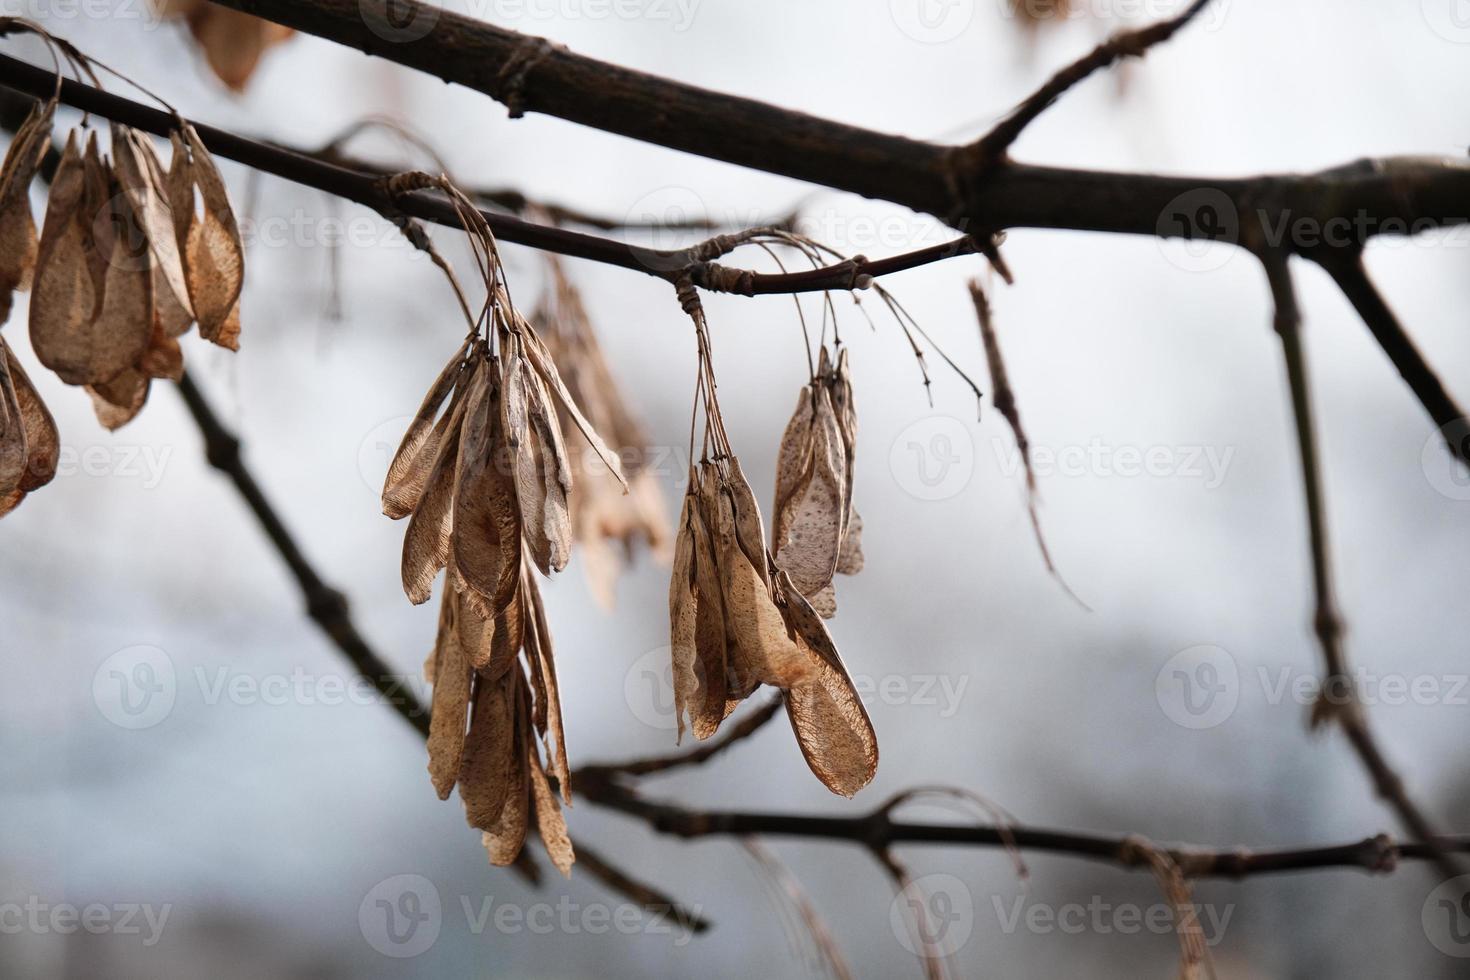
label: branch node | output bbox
[495,36,562,119]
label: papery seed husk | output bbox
[113,126,192,324]
[0,99,55,323]
[521,569,569,798]
[172,125,244,349]
[138,320,184,381]
[529,747,574,876]
[86,367,150,431]
[3,339,58,493]
[689,483,730,739]
[400,367,473,604]
[775,385,846,601]
[459,670,519,830]
[518,324,627,491]
[0,344,25,502]
[669,491,700,743]
[453,363,521,619]
[427,580,473,800]
[29,132,94,383]
[383,341,469,519]
[480,683,531,865]
[775,569,877,796]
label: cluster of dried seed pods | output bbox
[773,345,862,618]
[668,281,877,797]
[382,175,641,871]
[531,252,670,609]
[0,26,246,518]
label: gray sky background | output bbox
[3,1,1470,976]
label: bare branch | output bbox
[1259,250,1464,880]
[1315,250,1469,469]
[973,0,1214,161]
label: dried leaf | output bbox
[669,492,700,743]
[521,570,569,799]
[137,320,184,382]
[2,339,58,495]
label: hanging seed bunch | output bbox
[0,22,244,517]
[381,174,629,872]
[773,344,862,618]
[0,336,58,515]
[668,277,877,797]
[531,248,670,610]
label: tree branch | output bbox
[1259,250,1463,880]
[1314,250,1468,468]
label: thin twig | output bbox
[586,694,783,778]
[968,279,1086,608]
[1259,250,1464,881]
[1315,250,1469,469]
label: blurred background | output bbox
[2,0,1469,975]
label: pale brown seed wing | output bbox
[480,683,531,864]
[689,487,729,739]
[426,589,472,800]
[184,8,293,91]
[0,100,55,316]
[773,385,815,550]
[383,342,469,519]
[453,371,522,619]
[459,583,522,679]
[726,457,770,582]
[668,493,700,743]
[521,570,569,798]
[708,467,802,699]
[400,371,474,604]
[0,344,25,501]
[138,320,184,382]
[458,670,518,830]
[179,125,243,349]
[777,571,878,796]
[4,341,59,492]
[503,355,552,573]
[529,749,575,877]
[526,365,573,572]
[87,191,156,386]
[29,132,97,384]
[774,388,845,599]
[86,368,150,431]
[113,127,192,322]
[519,325,627,490]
